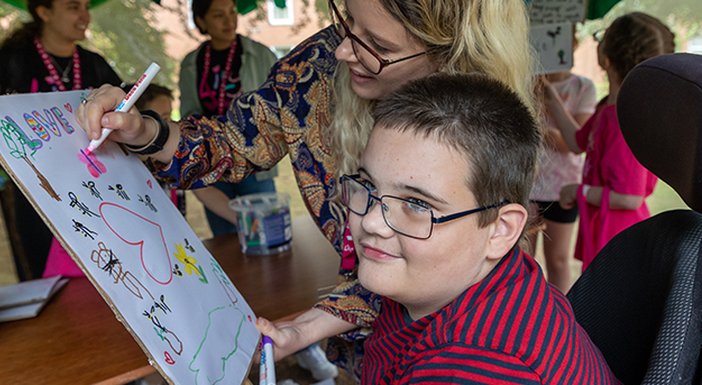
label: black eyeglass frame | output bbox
[340,174,509,239]
[328,0,429,75]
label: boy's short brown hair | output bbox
[371,73,541,226]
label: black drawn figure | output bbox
[99,250,120,278]
[108,184,130,200]
[143,303,183,355]
[82,180,102,200]
[547,26,561,45]
[173,264,183,277]
[558,49,566,65]
[153,294,171,314]
[68,192,99,217]
[138,194,157,212]
[72,219,97,239]
[184,238,195,253]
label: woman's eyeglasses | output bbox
[328,0,429,75]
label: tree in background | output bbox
[582,0,702,49]
[0,0,174,87]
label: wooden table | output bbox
[0,216,339,385]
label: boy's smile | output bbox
[350,126,501,320]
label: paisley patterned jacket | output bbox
[151,27,379,344]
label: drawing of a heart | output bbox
[164,351,175,365]
[64,103,72,113]
[99,202,173,285]
[147,180,153,189]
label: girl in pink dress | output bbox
[555,12,675,271]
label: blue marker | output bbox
[259,336,276,385]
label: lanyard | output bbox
[202,39,237,115]
[33,37,81,91]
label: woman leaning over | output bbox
[78,0,536,378]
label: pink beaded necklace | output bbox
[33,37,82,91]
[202,39,237,115]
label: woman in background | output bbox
[179,0,280,237]
[0,0,121,280]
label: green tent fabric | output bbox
[587,0,620,19]
[2,0,110,9]
[238,0,287,15]
[2,0,285,15]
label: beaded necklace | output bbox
[202,39,237,115]
[33,36,82,91]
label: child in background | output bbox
[557,12,675,271]
[528,34,597,292]
[258,73,619,384]
[122,83,187,217]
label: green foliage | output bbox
[90,0,174,87]
[581,0,702,43]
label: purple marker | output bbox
[259,336,276,385]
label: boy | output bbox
[259,73,619,384]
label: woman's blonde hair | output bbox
[330,0,536,179]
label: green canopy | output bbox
[587,0,621,20]
[2,0,285,15]
[238,0,286,15]
[2,0,110,9]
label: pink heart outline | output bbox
[99,202,173,285]
[64,103,73,113]
[164,351,175,365]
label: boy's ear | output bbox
[485,203,528,260]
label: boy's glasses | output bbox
[340,174,507,239]
[328,0,429,75]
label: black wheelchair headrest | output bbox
[618,53,702,212]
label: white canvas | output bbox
[0,90,259,385]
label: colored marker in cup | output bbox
[85,62,161,153]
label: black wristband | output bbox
[124,109,170,155]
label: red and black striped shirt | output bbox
[362,247,620,384]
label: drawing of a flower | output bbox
[173,243,201,276]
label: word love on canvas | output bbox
[0,103,76,160]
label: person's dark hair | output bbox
[371,73,540,227]
[121,83,173,110]
[1,0,54,50]
[191,0,236,35]
[602,12,675,81]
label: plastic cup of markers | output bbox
[229,192,292,256]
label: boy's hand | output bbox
[256,317,310,361]
[560,184,579,209]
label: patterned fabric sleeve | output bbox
[151,29,381,369]
[148,28,340,190]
